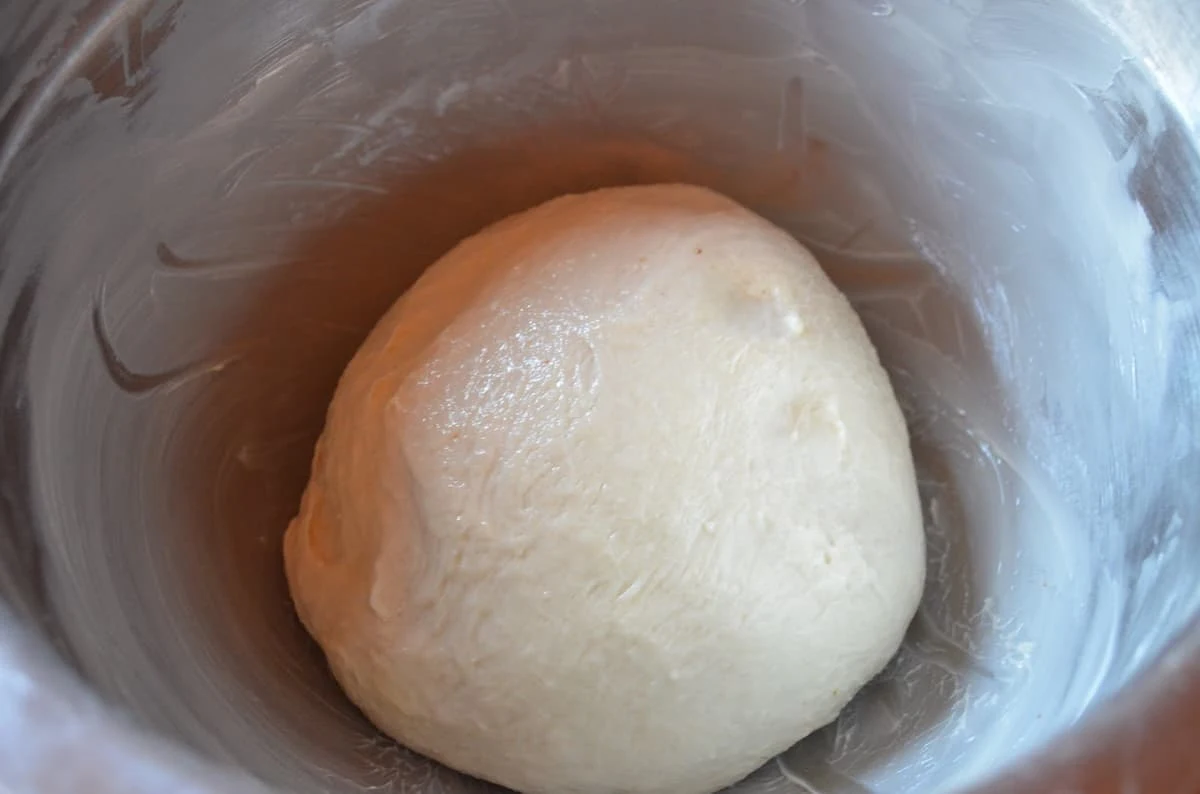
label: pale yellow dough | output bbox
[284,184,925,794]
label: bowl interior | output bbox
[2,1,1200,793]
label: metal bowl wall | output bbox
[1,1,1198,793]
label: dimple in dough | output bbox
[284,184,926,794]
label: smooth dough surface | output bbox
[284,184,925,794]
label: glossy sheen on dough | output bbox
[284,185,925,794]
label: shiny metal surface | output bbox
[0,1,1198,793]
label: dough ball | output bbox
[284,185,925,794]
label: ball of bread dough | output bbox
[284,184,925,794]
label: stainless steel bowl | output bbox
[1,1,1198,792]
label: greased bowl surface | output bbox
[0,1,1198,793]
